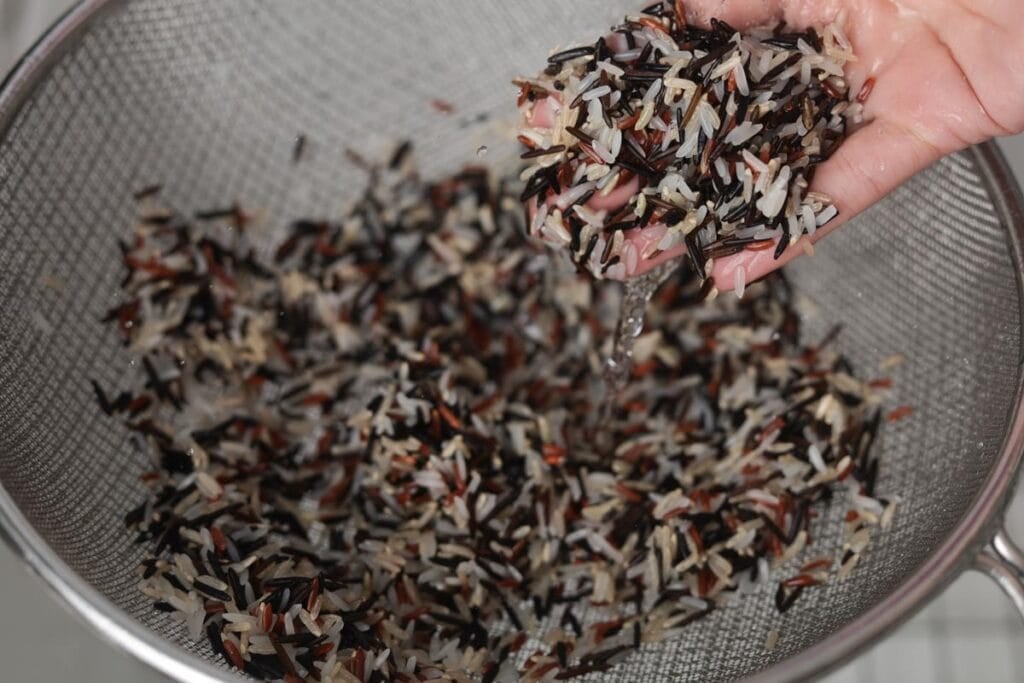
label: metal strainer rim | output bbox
[0,2,1022,682]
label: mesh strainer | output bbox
[2,1,1024,681]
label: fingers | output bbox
[522,9,949,290]
[680,0,782,31]
[588,176,640,212]
[527,93,559,129]
[677,0,841,34]
[524,87,677,275]
[710,235,810,292]
[711,117,948,290]
[525,77,940,292]
[615,228,688,280]
[525,94,648,245]
[899,0,1024,134]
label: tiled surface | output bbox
[1,1,1024,681]
[820,534,1024,683]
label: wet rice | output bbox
[517,6,862,279]
[99,141,891,680]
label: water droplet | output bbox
[178,359,186,367]
[187,448,195,456]
[476,146,488,158]
[124,320,134,329]
[129,359,137,367]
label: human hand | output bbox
[523,1,1024,290]
[695,0,1024,289]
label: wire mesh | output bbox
[0,1,1020,680]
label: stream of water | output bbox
[602,261,679,404]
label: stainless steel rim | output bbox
[0,2,1022,682]
[745,144,1024,683]
[0,4,242,680]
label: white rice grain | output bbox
[581,85,611,102]
[597,60,624,77]
[815,204,838,226]
[734,266,747,299]
[725,121,763,146]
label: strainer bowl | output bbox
[2,2,1024,682]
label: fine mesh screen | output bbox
[0,1,1021,681]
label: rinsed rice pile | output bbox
[95,143,895,681]
[516,2,862,280]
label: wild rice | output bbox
[517,5,859,280]
[98,6,889,681]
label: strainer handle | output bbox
[974,526,1024,619]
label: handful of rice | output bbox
[516,4,861,284]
